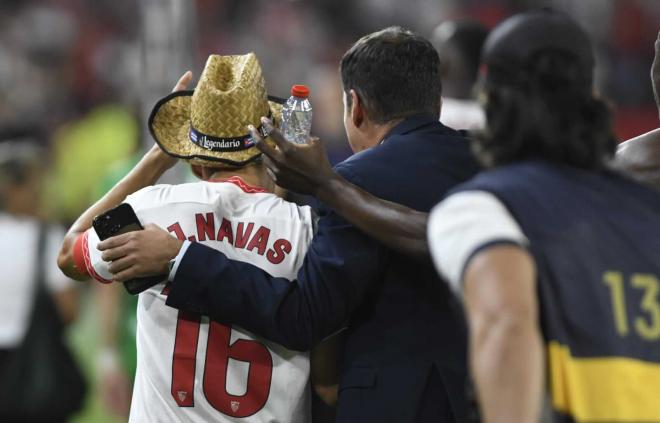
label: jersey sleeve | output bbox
[427,190,529,295]
[72,228,113,284]
[70,188,160,284]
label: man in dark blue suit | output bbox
[100,27,480,422]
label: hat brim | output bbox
[148,90,284,167]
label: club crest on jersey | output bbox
[230,401,240,412]
[177,391,188,402]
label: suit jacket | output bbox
[166,114,481,422]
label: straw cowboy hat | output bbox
[148,53,284,167]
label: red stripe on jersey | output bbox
[72,232,89,277]
[207,176,268,194]
[79,231,112,284]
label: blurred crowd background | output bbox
[1,0,658,221]
[0,0,657,421]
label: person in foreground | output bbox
[96,27,481,422]
[58,54,335,422]
[429,16,660,421]
[249,11,660,423]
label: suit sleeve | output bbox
[165,165,384,351]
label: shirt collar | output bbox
[379,113,440,144]
[206,176,268,193]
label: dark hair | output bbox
[0,126,45,185]
[475,49,617,169]
[340,26,441,124]
[445,21,488,82]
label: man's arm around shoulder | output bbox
[162,164,383,351]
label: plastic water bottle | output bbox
[281,84,312,144]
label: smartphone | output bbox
[92,203,166,295]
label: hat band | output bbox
[189,117,270,152]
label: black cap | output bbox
[482,10,594,86]
[0,126,45,166]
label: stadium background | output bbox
[0,0,656,421]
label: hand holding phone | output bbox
[92,203,166,295]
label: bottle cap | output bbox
[291,85,310,98]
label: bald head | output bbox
[615,129,660,191]
[614,32,660,190]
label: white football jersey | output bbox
[79,177,314,422]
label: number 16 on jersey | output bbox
[171,311,273,418]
